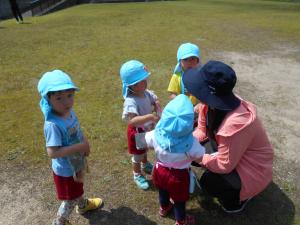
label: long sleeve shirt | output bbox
[194,97,274,200]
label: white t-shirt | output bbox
[145,130,205,169]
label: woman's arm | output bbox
[202,126,253,174]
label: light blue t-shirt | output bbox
[44,110,84,177]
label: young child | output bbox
[144,94,205,225]
[120,60,161,190]
[37,70,103,225]
[167,42,201,106]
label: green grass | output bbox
[0,0,300,224]
[1,0,299,163]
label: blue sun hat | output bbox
[120,60,150,99]
[37,69,79,120]
[174,43,200,74]
[155,94,194,153]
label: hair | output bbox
[47,88,75,98]
[206,107,228,140]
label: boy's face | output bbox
[48,89,75,117]
[180,56,200,71]
[131,79,147,94]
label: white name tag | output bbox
[135,132,147,150]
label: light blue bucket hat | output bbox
[37,69,79,120]
[174,43,200,74]
[120,60,150,99]
[155,94,194,153]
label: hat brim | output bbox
[180,53,199,61]
[183,68,240,110]
[155,128,194,153]
[122,72,150,98]
[48,84,79,93]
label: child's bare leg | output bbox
[56,199,77,224]
[74,170,85,183]
[132,161,142,175]
[141,153,153,174]
[141,153,148,164]
[75,196,86,209]
[132,154,144,175]
[132,154,149,189]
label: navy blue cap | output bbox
[183,60,240,110]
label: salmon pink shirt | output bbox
[194,97,274,200]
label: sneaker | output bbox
[134,174,149,189]
[52,219,72,225]
[220,198,252,214]
[175,215,195,225]
[159,203,173,217]
[142,162,153,174]
[76,198,103,214]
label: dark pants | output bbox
[159,189,186,221]
[10,1,23,22]
[200,170,241,208]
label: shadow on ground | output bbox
[20,22,32,25]
[189,181,295,225]
[82,206,157,225]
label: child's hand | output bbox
[194,103,201,114]
[152,114,160,123]
[80,139,90,156]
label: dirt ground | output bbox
[1,48,299,225]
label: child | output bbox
[144,94,205,225]
[120,60,161,190]
[37,70,103,225]
[167,42,201,106]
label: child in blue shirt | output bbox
[37,70,103,225]
[120,60,161,190]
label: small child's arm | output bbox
[153,100,162,117]
[47,139,90,159]
[127,112,159,127]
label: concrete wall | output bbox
[41,0,78,15]
[0,0,160,19]
[0,0,31,19]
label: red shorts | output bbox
[152,164,190,202]
[127,124,146,155]
[53,172,84,200]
